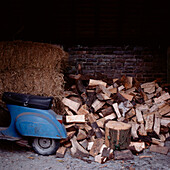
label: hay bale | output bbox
[0,40,68,72]
[0,68,64,99]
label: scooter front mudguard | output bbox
[15,112,67,139]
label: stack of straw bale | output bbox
[0,41,68,125]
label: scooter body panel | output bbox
[0,104,67,140]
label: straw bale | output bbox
[0,40,68,72]
[0,68,64,99]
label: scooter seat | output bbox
[2,92,54,110]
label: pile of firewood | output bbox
[56,74,170,163]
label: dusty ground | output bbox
[0,140,170,170]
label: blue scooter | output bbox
[0,92,67,155]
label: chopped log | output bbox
[70,136,89,158]
[79,139,88,149]
[125,87,136,95]
[75,123,85,130]
[98,84,112,97]
[88,113,103,138]
[87,141,94,150]
[151,138,164,147]
[56,146,67,158]
[65,107,74,116]
[138,123,147,136]
[84,123,92,132]
[97,93,110,101]
[135,108,144,124]
[118,102,131,117]
[63,91,78,97]
[62,98,80,113]
[100,106,114,117]
[158,104,170,116]
[66,115,85,123]
[129,122,139,139]
[125,108,136,119]
[144,113,154,132]
[77,104,89,116]
[114,150,134,160]
[150,145,169,155]
[154,92,170,103]
[107,85,117,94]
[67,131,77,140]
[161,118,170,126]
[118,85,125,92]
[89,138,104,157]
[129,142,145,152]
[149,104,158,113]
[105,121,131,150]
[112,103,122,118]
[92,99,105,112]
[96,113,116,128]
[89,79,107,87]
[101,147,114,159]
[68,96,82,105]
[119,92,134,101]
[94,154,107,164]
[154,112,161,135]
[121,76,133,89]
[85,91,96,108]
[77,129,87,141]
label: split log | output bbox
[153,112,161,135]
[107,85,117,94]
[141,81,156,94]
[135,108,144,124]
[77,104,89,116]
[100,106,114,117]
[62,98,80,113]
[119,92,134,101]
[79,139,88,149]
[121,76,133,89]
[158,104,170,116]
[89,79,107,87]
[129,122,139,139]
[88,113,103,138]
[125,108,136,119]
[66,115,85,123]
[138,123,147,136]
[56,146,67,158]
[92,99,105,112]
[129,142,145,153]
[96,113,116,128]
[65,107,74,116]
[112,103,122,118]
[87,141,94,151]
[144,113,154,132]
[150,145,169,155]
[114,150,134,160]
[94,154,107,164]
[77,129,87,141]
[70,136,89,158]
[154,92,170,103]
[105,121,131,150]
[161,118,170,126]
[101,147,114,159]
[89,138,104,157]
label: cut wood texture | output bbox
[62,97,80,113]
[70,136,89,158]
[56,146,67,158]
[89,138,104,157]
[150,145,169,155]
[129,142,145,152]
[112,103,122,118]
[114,150,134,160]
[92,99,105,112]
[89,79,107,87]
[105,121,131,150]
[66,115,85,123]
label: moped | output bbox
[0,92,67,155]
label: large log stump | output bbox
[105,121,131,150]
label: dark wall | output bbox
[0,0,169,46]
[67,45,167,83]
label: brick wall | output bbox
[67,45,167,83]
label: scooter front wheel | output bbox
[32,137,60,156]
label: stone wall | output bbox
[67,45,167,83]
